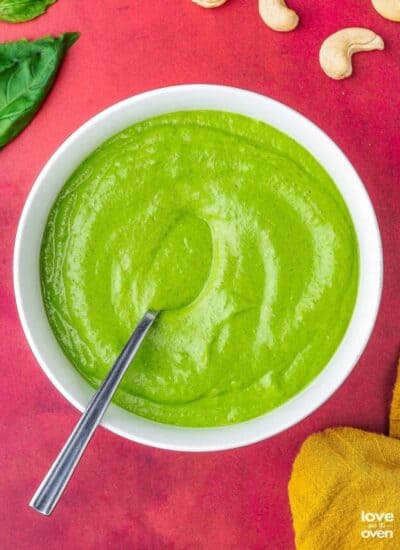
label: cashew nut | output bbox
[319,28,384,80]
[192,0,228,7]
[371,0,400,21]
[259,0,299,32]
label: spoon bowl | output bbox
[14,85,383,451]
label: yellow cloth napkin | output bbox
[390,360,400,439]
[289,361,400,549]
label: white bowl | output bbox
[14,85,383,452]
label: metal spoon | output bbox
[30,310,158,516]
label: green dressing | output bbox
[41,111,359,427]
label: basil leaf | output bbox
[0,0,56,23]
[0,32,79,148]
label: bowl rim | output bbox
[13,84,383,452]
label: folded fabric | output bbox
[390,359,400,439]
[289,360,400,549]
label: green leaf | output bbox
[0,0,56,23]
[0,32,79,148]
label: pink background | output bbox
[1,1,399,548]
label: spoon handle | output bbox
[30,310,158,516]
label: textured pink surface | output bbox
[1,1,399,548]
